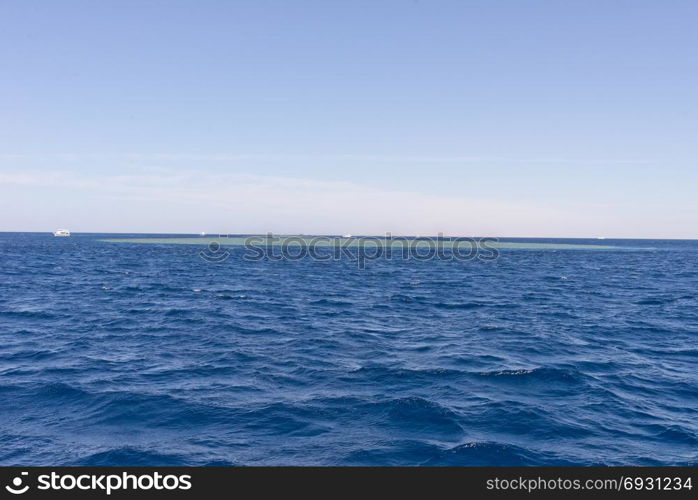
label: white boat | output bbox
[342,233,353,238]
[53,229,71,237]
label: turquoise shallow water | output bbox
[100,235,618,251]
[1,233,697,465]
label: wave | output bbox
[309,299,354,307]
[422,441,576,466]
[2,232,698,465]
[474,366,586,385]
[70,448,192,466]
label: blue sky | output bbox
[1,0,696,237]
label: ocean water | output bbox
[1,233,697,466]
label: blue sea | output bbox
[1,233,697,466]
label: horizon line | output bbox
[1,231,696,241]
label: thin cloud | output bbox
[0,152,653,164]
[0,167,585,236]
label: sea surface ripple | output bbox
[1,233,697,465]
